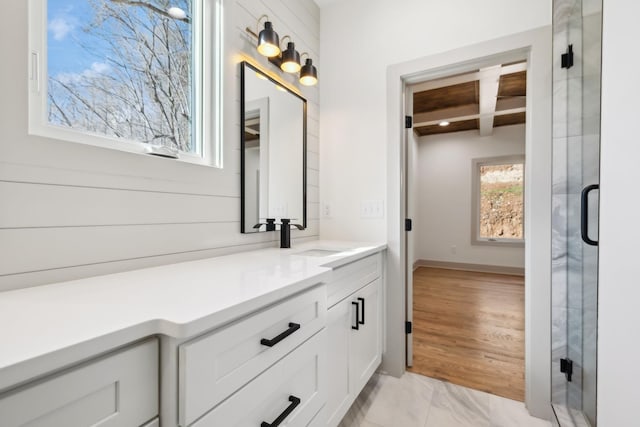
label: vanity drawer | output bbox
[179,285,326,426]
[191,330,326,427]
[327,253,382,307]
[0,338,158,427]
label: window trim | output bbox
[471,154,525,247]
[27,0,222,167]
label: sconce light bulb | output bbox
[282,61,301,73]
[439,121,450,127]
[300,75,318,86]
[258,43,280,57]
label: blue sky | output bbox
[47,0,193,78]
[47,0,101,76]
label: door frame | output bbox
[384,26,552,419]
[404,88,414,368]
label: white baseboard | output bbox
[413,259,525,276]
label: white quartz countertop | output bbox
[0,240,385,391]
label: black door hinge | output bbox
[405,218,412,231]
[560,358,573,382]
[561,45,574,69]
[405,116,412,129]
[405,321,412,334]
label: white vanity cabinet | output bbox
[0,339,159,427]
[0,243,386,427]
[324,253,383,427]
[177,285,327,427]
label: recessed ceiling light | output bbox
[439,121,450,127]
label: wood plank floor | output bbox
[408,267,525,401]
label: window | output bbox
[29,0,221,165]
[472,156,524,245]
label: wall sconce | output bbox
[250,15,280,57]
[246,17,318,86]
[279,37,301,73]
[299,54,318,87]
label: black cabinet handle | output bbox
[351,301,360,330]
[357,297,365,325]
[261,395,301,427]
[581,184,599,246]
[260,323,300,347]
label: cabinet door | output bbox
[350,278,382,394]
[191,331,325,427]
[0,339,158,427]
[324,298,352,427]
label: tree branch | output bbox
[110,0,191,23]
[48,90,73,127]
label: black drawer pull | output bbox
[351,301,360,330]
[260,323,300,347]
[261,395,301,427]
[358,297,365,325]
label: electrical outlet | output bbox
[322,202,332,218]
[451,245,457,255]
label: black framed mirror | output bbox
[240,61,307,233]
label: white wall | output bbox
[0,0,320,291]
[318,0,550,241]
[415,125,525,268]
[597,1,640,424]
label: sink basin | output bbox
[294,249,342,257]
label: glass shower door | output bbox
[552,0,601,425]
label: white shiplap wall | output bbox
[0,0,320,291]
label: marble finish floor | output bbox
[338,372,551,427]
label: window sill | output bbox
[471,238,525,248]
[28,124,221,169]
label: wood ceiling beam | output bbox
[409,62,527,93]
[413,107,525,128]
[479,65,501,137]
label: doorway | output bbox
[405,63,527,401]
[385,26,552,418]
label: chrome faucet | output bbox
[279,218,304,248]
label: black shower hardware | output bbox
[581,184,599,246]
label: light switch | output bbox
[360,200,384,219]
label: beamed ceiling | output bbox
[412,62,526,137]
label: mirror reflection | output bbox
[241,62,306,233]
